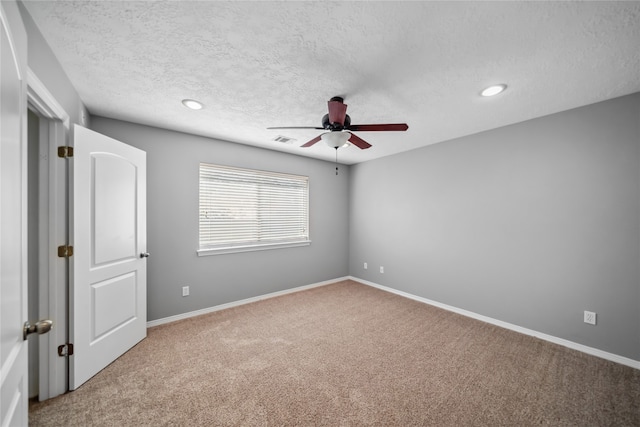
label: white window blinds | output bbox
[199,163,309,254]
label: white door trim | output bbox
[27,69,69,128]
[27,68,70,400]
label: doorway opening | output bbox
[26,71,70,401]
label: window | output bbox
[198,163,310,255]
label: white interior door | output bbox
[0,1,29,425]
[70,125,147,390]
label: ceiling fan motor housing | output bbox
[322,113,351,131]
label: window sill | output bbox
[197,240,311,256]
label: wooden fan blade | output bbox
[301,135,322,147]
[267,126,324,130]
[347,132,372,149]
[328,100,348,125]
[346,123,408,132]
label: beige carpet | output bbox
[30,280,639,426]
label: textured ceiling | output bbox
[22,1,640,165]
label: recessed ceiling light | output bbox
[182,99,203,110]
[481,84,507,97]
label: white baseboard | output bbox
[146,277,347,328]
[349,276,640,370]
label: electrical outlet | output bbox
[182,286,190,297]
[584,310,596,325]
[364,262,368,270]
[380,266,384,274]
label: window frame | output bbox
[197,162,310,256]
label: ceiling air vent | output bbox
[272,135,296,144]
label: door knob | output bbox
[140,252,150,258]
[24,319,53,340]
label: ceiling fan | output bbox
[267,96,408,150]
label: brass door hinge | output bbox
[57,146,74,158]
[58,343,74,357]
[57,245,73,258]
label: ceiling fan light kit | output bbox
[321,131,350,148]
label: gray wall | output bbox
[349,93,640,361]
[90,117,350,321]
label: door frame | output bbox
[26,68,69,400]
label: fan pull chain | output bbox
[335,148,339,175]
